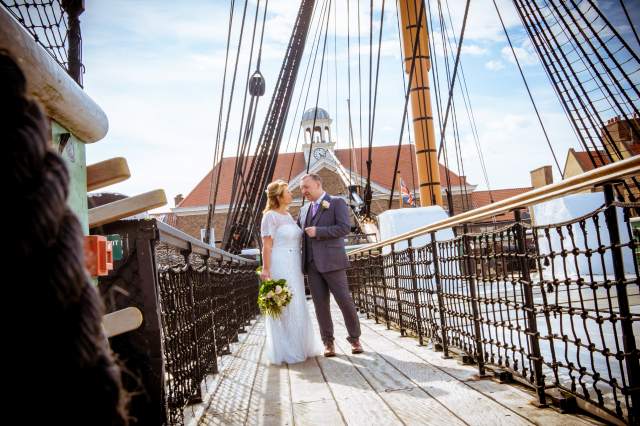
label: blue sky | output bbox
[81,0,639,211]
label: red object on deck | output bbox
[84,235,113,276]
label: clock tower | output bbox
[301,107,336,166]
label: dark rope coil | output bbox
[1,50,128,425]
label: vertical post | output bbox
[62,0,84,85]
[382,251,391,329]
[135,237,167,425]
[391,243,405,336]
[219,259,232,355]
[359,253,369,319]
[397,171,403,209]
[397,0,443,207]
[463,224,489,376]
[370,250,379,324]
[431,232,452,359]
[204,251,219,374]
[604,185,639,420]
[181,244,203,403]
[408,238,424,346]
[514,210,547,406]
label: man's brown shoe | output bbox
[324,344,336,357]
[351,341,364,354]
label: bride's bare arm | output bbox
[260,235,273,281]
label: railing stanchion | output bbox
[204,250,219,374]
[463,224,489,376]
[431,232,451,359]
[391,243,405,336]
[180,243,203,403]
[408,238,424,346]
[370,250,379,324]
[514,209,547,406]
[381,250,391,329]
[604,184,640,421]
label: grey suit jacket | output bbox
[296,194,351,274]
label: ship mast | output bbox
[398,0,443,207]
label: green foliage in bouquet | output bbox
[256,266,293,319]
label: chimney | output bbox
[530,166,553,189]
[174,194,184,207]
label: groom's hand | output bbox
[305,227,317,238]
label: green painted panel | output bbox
[52,120,88,235]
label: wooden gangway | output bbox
[186,300,607,426]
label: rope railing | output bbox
[347,163,640,424]
[97,219,260,426]
[349,155,640,255]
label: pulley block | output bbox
[249,70,265,97]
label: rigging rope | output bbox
[204,0,240,244]
[491,0,562,175]
[305,0,333,175]
[434,0,470,164]
[363,0,386,217]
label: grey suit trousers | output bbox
[305,260,361,345]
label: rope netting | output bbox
[1,1,68,68]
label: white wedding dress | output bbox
[261,210,324,365]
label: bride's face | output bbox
[279,186,293,206]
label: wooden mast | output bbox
[398,0,443,207]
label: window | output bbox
[201,229,214,245]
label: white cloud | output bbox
[462,44,491,55]
[501,42,539,67]
[485,60,504,70]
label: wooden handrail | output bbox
[348,155,640,256]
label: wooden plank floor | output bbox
[191,299,608,426]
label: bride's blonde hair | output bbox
[263,180,289,214]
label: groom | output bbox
[296,174,363,357]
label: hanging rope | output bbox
[305,0,333,174]
[435,0,470,163]
[491,0,562,176]
[363,0,386,217]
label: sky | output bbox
[80,0,640,212]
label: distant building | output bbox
[563,115,639,200]
[170,108,477,244]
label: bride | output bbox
[260,180,324,365]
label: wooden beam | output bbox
[0,8,108,143]
[103,307,143,338]
[349,155,640,255]
[89,189,167,228]
[86,157,131,192]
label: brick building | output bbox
[563,115,639,199]
[170,108,477,244]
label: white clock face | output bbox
[314,148,327,159]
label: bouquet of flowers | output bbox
[256,266,293,319]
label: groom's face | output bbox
[301,177,322,202]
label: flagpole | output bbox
[397,171,403,209]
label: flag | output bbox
[400,177,416,207]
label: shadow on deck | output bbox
[186,300,608,426]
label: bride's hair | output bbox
[263,180,289,214]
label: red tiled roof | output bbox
[575,150,610,172]
[472,187,533,223]
[150,213,178,228]
[573,146,639,173]
[180,145,470,208]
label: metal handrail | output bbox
[155,220,258,265]
[349,155,640,256]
